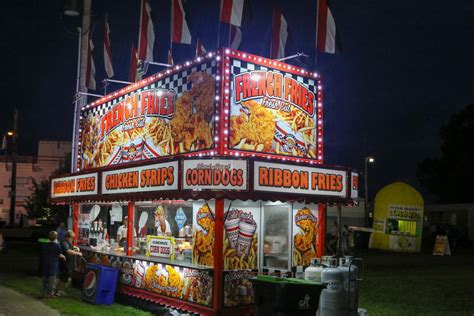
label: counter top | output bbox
[79,245,212,271]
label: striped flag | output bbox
[195,38,206,57]
[85,35,96,90]
[270,5,288,59]
[171,0,192,44]
[230,25,241,49]
[138,0,155,62]
[316,0,341,54]
[103,14,114,78]
[129,45,138,83]
[220,0,244,27]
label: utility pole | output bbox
[9,108,18,227]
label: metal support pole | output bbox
[78,92,103,98]
[364,158,369,227]
[276,52,308,62]
[336,204,342,257]
[146,61,173,67]
[71,27,82,173]
[9,109,18,227]
[103,78,132,85]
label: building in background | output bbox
[0,140,71,226]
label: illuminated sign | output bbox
[253,161,347,197]
[229,57,321,161]
[146,235,175,260]
[182,159,248,190]
[351,172,359,199]
[101,161,178,194]
[51,173,98,198]
[79,61,218,170]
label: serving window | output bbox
[133,201,194,262]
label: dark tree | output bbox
[26,153,71,225]
[417,104,474,203]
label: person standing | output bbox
[56,222,66,242]
[116,216,137,245]
[39,231,65,298]
[56,230,82,296]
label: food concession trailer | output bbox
[50,49,359,315]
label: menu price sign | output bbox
[433,235,451,256]
[102,161,178,194]
[51,173,98,198]
[253,161,347,197]
[183,159,248,190]
[146,235,175,260]
[351,172,359,199]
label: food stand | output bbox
[50,49,359,315]
[370,182,424,252]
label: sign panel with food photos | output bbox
[254,161,347,197]
[101,161,178,194]
[223,270,256,307]
[192,201,215,267]
[223,201,260,270]
[229,57,320,160]
[292,203,319,266]
[79,60,217,170]
[51,173,98,198]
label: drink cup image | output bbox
[272,120,297,154]
[122,137,144,162]
[134,260,146,288]
[224,217,240,249]
[237,218,257,258]
[295,132,307,156]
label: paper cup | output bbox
[237,218,257,258]
[272,121,297,154]
[121,137,144,163]
[224,217,240,249]
[134,260,146,288]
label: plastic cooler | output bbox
[250,275,325,316]
[81,263,119,305]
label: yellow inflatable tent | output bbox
[369,182,424,252]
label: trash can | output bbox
[250,275,325,316]
[82,263,119,305]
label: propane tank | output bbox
[338,256,360,316]
[304,258,324,282]
[317,258,345,316]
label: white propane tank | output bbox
[339,256,360,316]
[304,258,324,282]
[317,258,345,316]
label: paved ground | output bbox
[0,285,60,316]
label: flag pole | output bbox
[170,0,173,57]
[217,0,222,48]
[315,0,320,68]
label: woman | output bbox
[56,230,82,296]
[155,205,172,236]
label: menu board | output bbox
[79,60,217,170]
[223,201,260,270]
[292,203,319,266]
[192,201,215,267]
[229,58,320,159]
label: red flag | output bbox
[220,0,244,26]
[168,49,174,66]
[171,0,191,44]
[270,6,288,59]
[138,0,155,61]
[85,34,96,90]
[195,38,207,57]
[129,45,138,83]
[103,14,114,78]
[316,0,341,54]
[230,25,241,49]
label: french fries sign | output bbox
[51,173,98,198]
[230,59,320,160]
[102,161,178,194]
[254,161,347,197]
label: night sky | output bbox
[1,0,473,202]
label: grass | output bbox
[358,264,474,316]
[0,275,152,316]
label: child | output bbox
[56,230,82,296]
[40,231,65,298]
